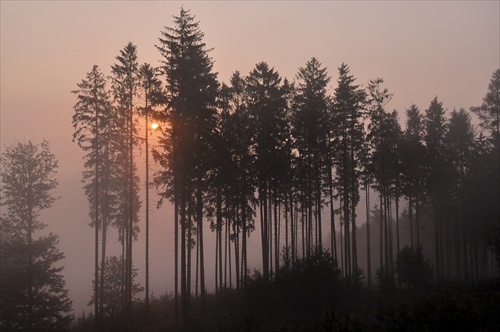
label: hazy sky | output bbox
[1,0,499,315]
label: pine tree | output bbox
[400,104,426,249]
[72,65,115,324]
[424,97,449,280]
[331,63,366,283]
[291,57,330,254]
[155,7,219,323]
[246,61,289,280]
[138,62,164,318]
[0,140,73,330]
[110,42,142,318]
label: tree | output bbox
[446,108,476,279]
[400,104,426,249]
[72,64,117,324]
[424,97,449,280]
[471,69,500,140]
[331,63,366,283]
[110,42,142,318]
[365,77,394,286]
[0,140,73,330]
[471,69,500,268]
[155,7,219,323]
[138,62,164,318]
[246,61,290,280]
[291,57,330,256]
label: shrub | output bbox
[395,246,433,289]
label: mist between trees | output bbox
[2,7,499,331]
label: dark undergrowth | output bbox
[71,252,500,331]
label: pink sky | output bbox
[1,1,499,315]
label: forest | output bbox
[1,7,499,332]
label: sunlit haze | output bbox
[1,1,499,316]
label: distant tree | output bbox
[89,256,143,319]
[72,64,118,323]
[395,246,433,289]
[0,140,73,330]
[110,42,142,318]
[471,69,500,140]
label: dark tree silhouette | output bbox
[138,62,164,318]
[424,97,449,281]
[246,61,290,280]
[291,57,330,256]
[155,7,219,323]
[110,42,142,318]
[331,63,366,284]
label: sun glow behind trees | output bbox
[1,2,499,328]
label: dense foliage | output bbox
[0,141,73,330]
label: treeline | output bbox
[71,7,500,326]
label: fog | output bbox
[1,1,499,318]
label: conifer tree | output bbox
[291,57,330,254]
[155,7,219,323]
[72,65,115,323]
[331,63,366,283]
[110,42,142,317]
[246,62,289,280]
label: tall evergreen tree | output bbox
[400,104,426,249]
[138,62,164,318]
[110,42,142,317]
[0,140,73,330]
[246,61,289,280]
[331,63,366,283]
[72,65,115,324]
[155,7,219,323]
[424,97,449,280]
[291,57,330,255]
[365,78,394,286]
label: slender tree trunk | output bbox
[127,99,134,318]
[94,102,99,327]
[365,183,371,289]
[409,196,414,250]
[196,184,205,313]
[180,183,188,325]
[217,186,223,293]
[99,216,107,315]
[187,205,192,299]
[241,183,247,283]
[174,187,179,324]
[145,109,150,319]
[329,166,337,261]
[274,195,279,272]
